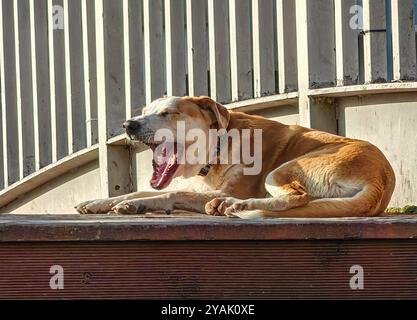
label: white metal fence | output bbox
[0,0,416,194]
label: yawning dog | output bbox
[75,96,395,218]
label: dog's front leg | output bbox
[112,191,227,214]
[75,191,169,214]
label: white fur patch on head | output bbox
[142,96,182,116]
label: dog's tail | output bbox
[231,183,393,219]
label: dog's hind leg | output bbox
[221,159,387,219]
[208,149,390,218]
[206,168,310,216]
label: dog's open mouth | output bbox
[146,142,179,190]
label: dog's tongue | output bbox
[150,143,179,190]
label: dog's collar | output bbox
[198,164,212,177]
[198,137,223,177]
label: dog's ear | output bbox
[189,96,230,129]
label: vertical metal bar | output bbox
[334,0,360,86]
[186,0,208,96]
[277,0,298,92]
[123,0,131,119]
[165,0,186,97]
[307,0,336,88]
[67,0,86,153]
[128,0,145,114]
[48,0,57,162]
[18,0,35,176]
[252,0,275,98]
[0,0,8,186]
[96,0,131,198]
[363,0,388,83]
[296,0,337,133]
[63,0,73,154]
[143,0,165,105]
[86,0,98,145]
[391,0,416,80]
[13,0,23,179]
[229,0,252,101]
[208,0,231,103]
[95,0,108,196]
[29,0,40,171]
[82,0,93,146]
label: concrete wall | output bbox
[1,160,101,214]
[338,92,417,207]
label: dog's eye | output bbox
[159,111,169,116]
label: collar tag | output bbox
[198,134,224,177]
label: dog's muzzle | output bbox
[123,119,156,144]
[123,120,140,137]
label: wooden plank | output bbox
[229,0,252,101]
[165,0,186,97]
[143,0,165,104]
[252,0,275,97]
[276,0,298,93]
[128,0,145,115]
[362,0,388,83]
[334,0,360,85]
[1,214,417,241]
[2,240,417,299]
[391,0,416,81]
[2,0,19,185]
[186,0,208,96]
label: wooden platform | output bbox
[1,213,417,299]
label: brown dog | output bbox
[75,96,395,218]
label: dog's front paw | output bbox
[205,197,243,217]
[112,200,148,214]
[224,201,249,217]
[75,199,119,214]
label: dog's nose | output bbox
[123,120,139,133]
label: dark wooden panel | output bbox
[1,214,417,241]
[0,240,417,299]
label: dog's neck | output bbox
[197,136,223,177]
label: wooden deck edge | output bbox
[0,214,416,242]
